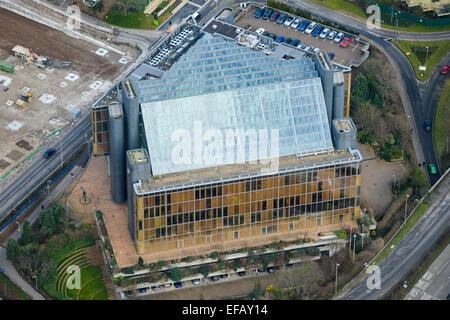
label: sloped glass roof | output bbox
[139,34,333,175]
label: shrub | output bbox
[95,210,102,219]
[297,248,306,255]
[199,265,210,278]
[169,267,184,282]
[303,238,312,243]
[337,229,348,239]
[155,260,167,269]
[182,256,193,263]
[209,251,219,259]
[138,256,144,267]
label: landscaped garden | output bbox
[5,204,110,300]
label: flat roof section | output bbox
[128,149,148,164]
[333,119,354,133]
[133,149,362,194]
[203,19,243,39]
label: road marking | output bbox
[352,43,359,52]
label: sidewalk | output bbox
[0,164,83,300]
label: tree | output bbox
[170,267,184,282]
[18,220,34,246]
[199,265,210,278]
[276,262,322,299]
[138,256,144,267]
[6,239,22,262]
[39,205,66,236]
[209,251,219,259]
[409,168,428,194]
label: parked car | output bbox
[424,119,432,132]
[209,275,220,281]
[283,37,292,44]
[313,48,320,53]
[297,44,306,50]
[255,27,265,35]
[126,290,134,297]
[428,163,437,175]
[174,282,183,288]
[162,283,172,288]
[284,16,295,27]
[269,11,280,22]
[276,13,287,24]
[151,285,160,291]
[237,271,246,276]
[119,291,125,299]
[328,52,335,60]
[304,45,313,52]
[262,31,271,37]
[290,39,300,47]
[254,7,265,19]
[269,33,277,40]
[327,30,337,40]
[138,287,148,293]
[311,25,324,37]
[267,267,276,274]
[275,35,285,43]
[319,27,330,39]
[191,279,201,285]
[275,265,282,270]
[290,17,302,29]
[262,8,273,20]
[334,32,344,43]
[220,274,229,279]
[339,37,352,48]
[441,65,449,75]
[297,19,310,32]
[305,21,317,34]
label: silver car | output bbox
[334,32,344,43]
[327,30,337,40]
[284,16,295,27]
[290,17,302,29]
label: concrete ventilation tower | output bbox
[314,50,334,126]
[332,71,345,120]
[121,79,140,150]
[108,101,127,203]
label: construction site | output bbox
[0,8,138,181]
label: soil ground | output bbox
[0,8,137,180]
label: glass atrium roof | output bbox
[139,34,333,175]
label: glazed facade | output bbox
[133,161,361,254]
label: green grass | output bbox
[104,7,173,29]
[373,202,429,265]
[65,266,107,300]
[53,236,94,266]
[395,40,450,79]
[434,79,450,171]
[0,272,32,300]
[306,0,450,32]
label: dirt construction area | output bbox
[0,8,137,178]
[236,6,367,67]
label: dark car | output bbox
[254,7,264,19]
[269,11,280,22]
[43,148,56,159]
[328,52,335,60]
[209,275,220,281]
[174,282,183,288]
[138,287,148,293]
[276,13,287,24]
[290,39,300,47]
[126,290,134,297]
[428,163,437,175]
[262,31,271,37]
[237,271,246,276]
[275,35,284,43]
[424,119,432,132]
[219,274,228,279]
[269,33,277,40]
[297,20,310,31]
[262,8,273,20]
[267,267,276,274]
[311,25,324,37]
[151,285,160,291]
[283,37,292,44]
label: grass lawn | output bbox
[66,265,107,300]
[395,40,450,79]
[0,272,31,300]
[434,79,450,171]
[104,8,173,29]
[306,0,450,32]
[373,202,429,265]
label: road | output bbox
[404,243,450,300]
[341,174,450,299]
[284,0,447,184]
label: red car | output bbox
[339,36,354,48]
[441,65,449,75]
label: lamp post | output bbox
[335,263,339,295]
[393,174,396,189]
[16,221,22,233]
[404,194,410,221]
[425,46,429,70]
[353,234,356,262]
[33,275,38,291]
[60,129,63,169]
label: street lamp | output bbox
[425,46,429,69]
[393,174,396,189]
[335,263,339,295]
[404,194,410,221]
[16,221,22,233]
[353,234,357,262]
[33,275,38,291]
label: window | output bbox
[233,231,239,240]
[262,200,267,210]
[261,225,277,235]
[289,222,295,231]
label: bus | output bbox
[0,60,14,73]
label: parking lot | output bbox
[235,6,367,67]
